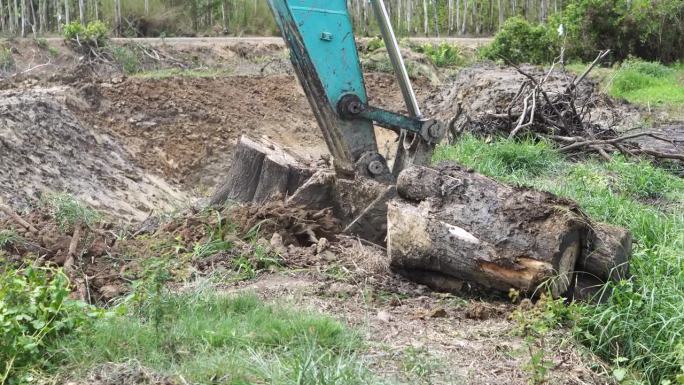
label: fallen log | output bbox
[388,164,589,297]
[580,223,631,281]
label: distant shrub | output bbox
[415,42,466,68]
[557,0,684,63]
[63,21,109,48]
[480,17,558,64]
[0,47,14,72]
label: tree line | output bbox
[0,0,563,38]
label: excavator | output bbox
[211,0,630,297]
[266,0,445,181]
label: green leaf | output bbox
[613,368,628,382]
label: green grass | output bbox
[42,193,102,231]
[133,67,233,79]
[567,60,684,108]
[435,135,684,385]
[51,290,375,385]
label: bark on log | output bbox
[210,136,314,205]
[388,164,589,297]
[580,223,631,281]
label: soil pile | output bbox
[0,86,186,220]
[426,63,642,136]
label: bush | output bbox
[0,47,14,72]
[0,266,95,383]
[558,0,684,63]
[609,59,684,106]
[480,17,558,64]
[415,43,466,68]
[63,21,109,48]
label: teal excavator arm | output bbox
[266,0,445,181]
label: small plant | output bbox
[401,346,438,384]
[33,38,49,50]
[110,46,141,74]
[0,47,14,72]
[0,266,96,384]
[415,42,465,68]
[0,229,19,249]
[365,37,385,53]
[511,294,571,385]
[42,193,102,231]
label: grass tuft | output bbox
[610,60,684,106]
[42,193,102,231]
[435,135,684,384]
[52,290,374,384]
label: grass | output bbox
[435,135,684,385]
[51,289,375,385]
[0,47,14,72]
[566,60,684,109]
[42,193,102,231]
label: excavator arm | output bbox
[266,0,445,180]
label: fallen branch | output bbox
[0,203,39,233]
[64,221,82,273]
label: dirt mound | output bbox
[0,86,186,220]
[426,63,642,136]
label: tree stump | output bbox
[210,136,314,205]
[388,164,589,297]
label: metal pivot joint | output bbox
[337,94,445,143]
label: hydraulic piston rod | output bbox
[370,0,422,119]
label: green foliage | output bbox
[56,289,373,384]
[0,266,95,384]
[63,21,109,47]
[110,46,141,74]
[480,17,558,64]
[364,37,385,53]
[557,0,684,63]
[433,134,563,183]
[437,136,684,384]
[0,47,14,72]
[42,193,102,231]
[609,60,684,106]
[33,38,49,50]
[415,42,466,68]
[0,230,19,249]
[401,346,439,384]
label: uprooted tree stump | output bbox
[387,164,631,298]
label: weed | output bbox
[110,46,141,74]
[54,289,373,384]
[0,229,19,249]
[364,37,385,52]
[42,193,102,231]
[0,47,14,72]
[48,46,59,58]
[63,21,108,47]
[415,42,466,68]
[437,136,684,384]
[401,346,438,384]
[33,38,49,50]
[0,266,97,385]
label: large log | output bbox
[580,223,631,281]
[388,164,589,297]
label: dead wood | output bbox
[0,203,39,234]
[389,164,589,297]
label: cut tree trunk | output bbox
[209,135,314,205]
[580,223,631,281]
[388,164,588,297]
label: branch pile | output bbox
[427,54,682,164]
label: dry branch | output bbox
[0,203,39,233]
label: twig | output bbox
[64,221,82,273]
[0,203,39,233]
[572,50,610,88]
[558,131,658,153]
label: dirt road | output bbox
[44,35,493,49]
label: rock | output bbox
[316,237,329,254]
[377,310,392,323]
